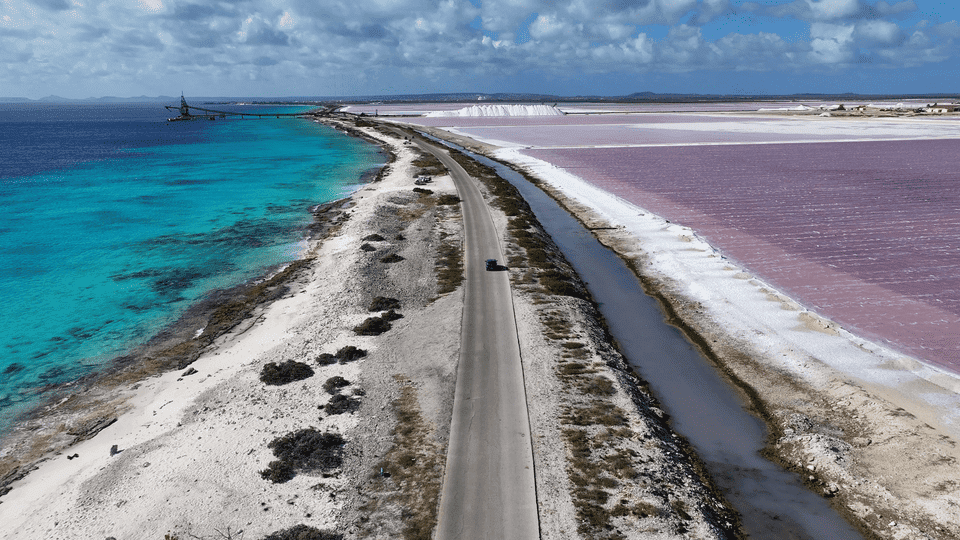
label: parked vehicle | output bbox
[485,259,498,271]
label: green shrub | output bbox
[335,345,367,363]
[259,460,296,483]
[259,429,345,483]
[323,376,351,394]
[317,353,337,366]
[380,309,403,322]
[526,248,549,266]
[263,524,342,540]
[259,360,314,386]
[363,233,386,241]
[436,194,461,205]
[354,316,392,335]
[324,394,360,415]
[381,254,404,263]
[369,296,401,311]
[540,274,587,300]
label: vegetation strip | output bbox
[356,376,444,540]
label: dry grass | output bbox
[435,236,464,295]
[411,153,446,177]
[396,202,431,223]
[445,149,588,301]
[358,376,444,540]
[536,298,651,538]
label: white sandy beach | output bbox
[0,126,451,539]
[1,119,747,540]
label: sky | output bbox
[2,0,960,99]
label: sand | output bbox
[0,118,744,540]
[0,124,459,539]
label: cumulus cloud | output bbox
[765,0,917,22]
[809,22,855,63]
[934,21,960,39]
[0,0,956,97]
[854,19,902,44]
[27,0,72,11]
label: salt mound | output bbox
[758,105,814,112]
[425,104,564,117]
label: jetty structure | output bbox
[165,94,327,121]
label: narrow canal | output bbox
[458,146,863,539]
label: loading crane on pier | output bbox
[165,94,328,121]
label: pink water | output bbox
[404,114,760,128]
[454,124,843,146]
[526,140,960,372]
[353,100,809,116]
[559,101,811,113]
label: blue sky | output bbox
[1,0,959,98]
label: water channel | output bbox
[451,145,863,539]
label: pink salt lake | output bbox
[523,140,960,372]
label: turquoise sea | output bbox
[0,103,384,433]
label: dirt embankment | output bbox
[484,157,960,540]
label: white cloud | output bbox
[137,0,162,13]
[809,22,855,63]
[808,0,860,20]
[854,20,901,44]
[876,1,917,16]
[766,0,917,22]
[0,0,954,98]
[529,13,570,40]
[934,21,960,39]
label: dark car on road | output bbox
[485,258,498,271]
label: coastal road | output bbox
[413,137,540,540]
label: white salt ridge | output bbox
[757,105,814,112]
[425,104,564,118]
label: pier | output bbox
[165,94,331,121]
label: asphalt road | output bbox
[415,139,540,540]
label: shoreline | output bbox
[0,198,355,498]
[0,119,411,537]
[1,115,754,540]
[0,121,392,501]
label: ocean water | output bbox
[0,103,384,432]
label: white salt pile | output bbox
[757,104,814,112]
[425,104,564,117]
